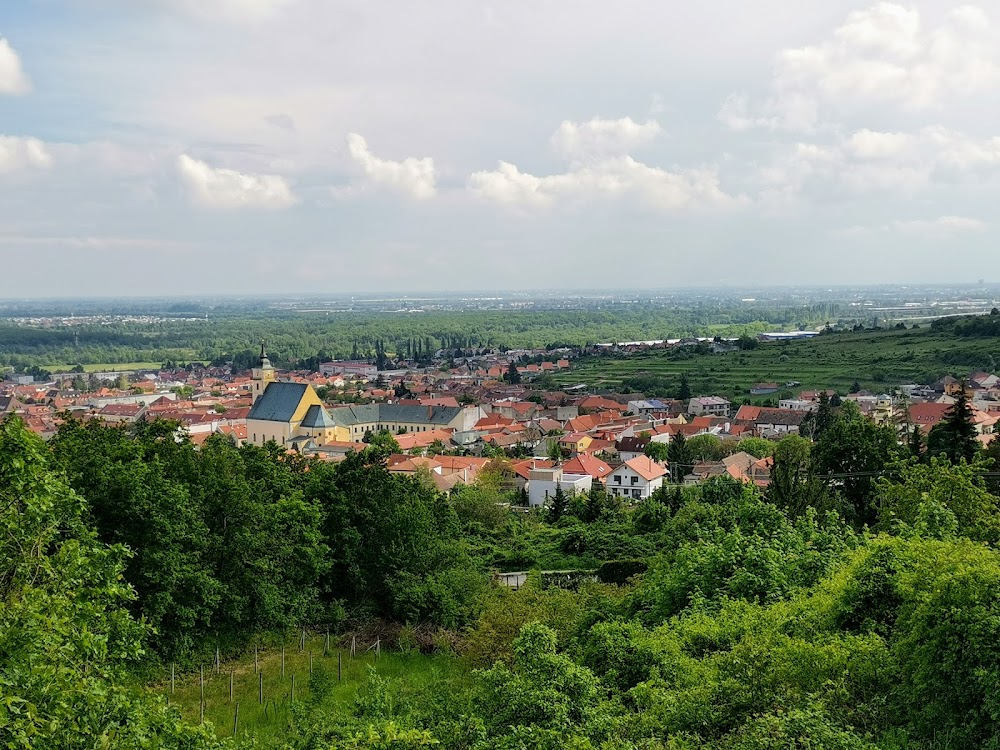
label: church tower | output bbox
[251,340,275,404]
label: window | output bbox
[613,475,621,484]
[632,489,640,499]
[631,476,638,485]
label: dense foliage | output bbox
[0,306,815,369]
[5,400,1000,747]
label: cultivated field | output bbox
[549,327,998,400]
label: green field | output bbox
[153,635,466,743]
[550,326,999,400]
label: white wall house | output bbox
[608,456,667,500]
[527,466,592,508]
[688,396,731,417]
[778,399,819,412]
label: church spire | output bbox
[258,339,272,369]
[252,338,275,404]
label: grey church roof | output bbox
[326,403,463,427]
[247,382,309,422]
[300,404,338,429]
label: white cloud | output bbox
[550,117,662,161]
[0,136,53,173]
[469,156,742,212]
[722,3,1000,131]
[345,133,436,199]
[0,37,30,95]
[892,215,989,234]
[177,154,295,209]
[840,215,989,236]
[760,126,1000,205]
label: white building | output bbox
[688,396,731,417]
[608,456,667,500]
[627,399,669,416]
[778,399,819,412]
[319,361,378,379]
[527,466,592,508]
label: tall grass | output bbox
[152,636,467,742]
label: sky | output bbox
[1,0,1000,296]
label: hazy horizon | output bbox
[3,1,1000,296]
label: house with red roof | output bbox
[608,456,667,500]
[561,454,612,482]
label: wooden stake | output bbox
[309,650,313,675]
[229,670,234,703]
[338,651,342,682]
[259,671,263,704]
[290,674,295,704]
[281,647,285,677]
[233,702,239,737]
[254,644,259,674]
[300,627,305,652]
[351,636,356,659]
[170,662,175,694]
[199,666,204,724]
[324,629,329,656]
[216,646,221,675]
[376,637,380,660]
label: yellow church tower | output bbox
[251,340,275,404]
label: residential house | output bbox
[561,454,613,483]
[626,399,670,416]
[778,399,818,412]
[750,383,779,395]
[559,431,593,454]
[687,396,731,417]
[685,452,771,487]
[527,466,592,508]
[734,405,809,436]
[616,435,650,461]
[608,456,667,500]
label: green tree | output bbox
[678,373,692,401]
[668,432,691,482]
[505,361,521,384]
[366,428,401,457]
[474,622,601,735]
[686,433,725,462]
[907,424,924,460]
[876,456,1000,543]
[304,452,485,628]
[547,484,568,523]
[926,386,978,464]
[546,438,564,463]
[768,435,828,516]
[644,439,670,462]
[736,436,774,459]
[0,417,218,748]
[814,390,835,437]
[812,401,898,526]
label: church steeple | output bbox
[251,339,275,404]
[258,340,272,369]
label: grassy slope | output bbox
[153,636,466,743]
[549,327,998,399]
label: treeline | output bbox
[0,307,822,369]
[933,308,1000,337]
[48,418,487,661]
